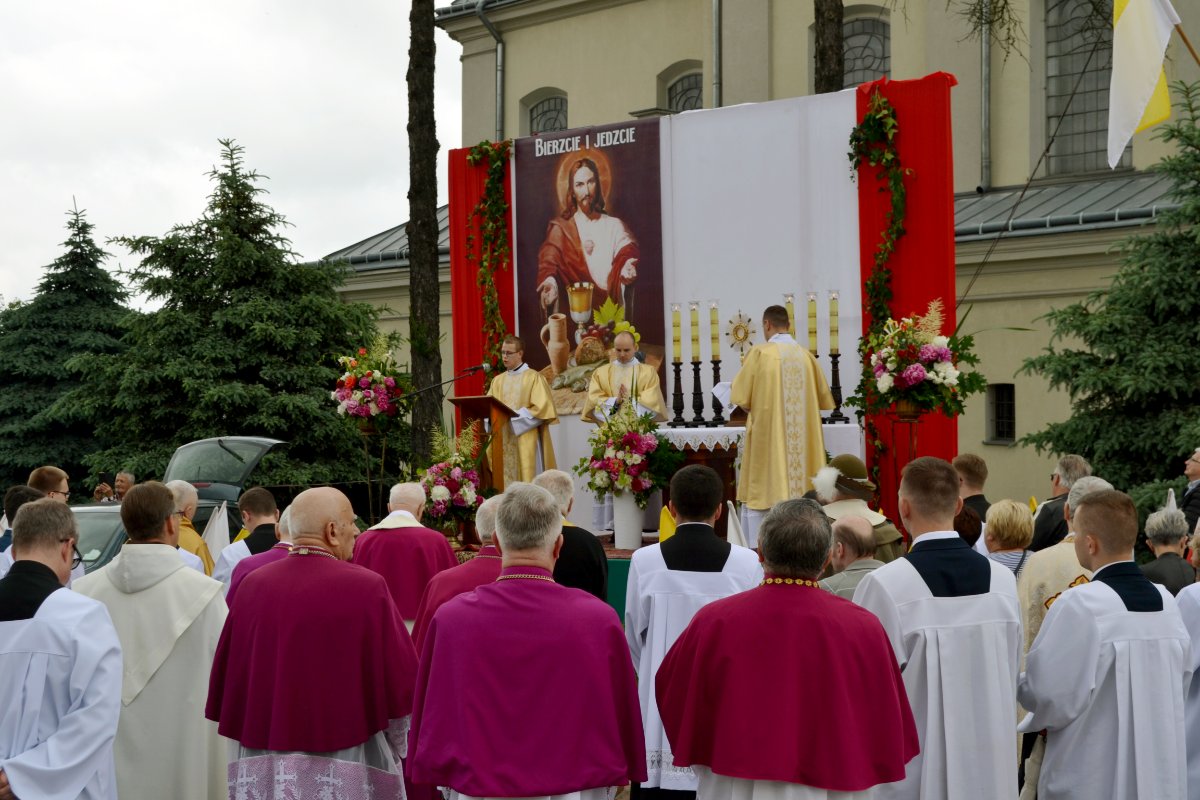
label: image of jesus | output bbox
[536,157,640,318]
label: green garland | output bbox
[465,140,513,378]
[847,90,910,485]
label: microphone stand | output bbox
[405,368,489,400]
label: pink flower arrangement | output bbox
[421,456,481,522]
[575,403,683,508]
[331,344,410,428]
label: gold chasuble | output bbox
[582,362,667,423]
[486,366,558,485]
[731,339,834,510]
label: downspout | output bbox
[978,15,991,193]
[712,0,723,107]
[476,0,504,140]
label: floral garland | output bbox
[847,89,911,484]
[465,140,512,379]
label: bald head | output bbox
[612,331,637,363]
[276,505,293,543]
[288,487,359,560]
[475,495,501,543]
[833,515,876,559]
[389,482,426,515]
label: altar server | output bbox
[853,457,1021,800]
[487,334,558,484]
[1019,489,1191,800]
[211,486,279,591]
[412,495,504,650]
[410,482,645,798]
[730,304,833,547]
[656,498,918,800]
[1175,577,1200,794]
[0,498,122,800]
[207,487,418,799]
[353,482,457,625]
[73,481,227,800]
[225,504,293,607]
[626,464,761,796]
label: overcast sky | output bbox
[0,1,463,304]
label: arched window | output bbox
[842,17,890,88]
[667,73,703,112]
[1046,0,1129,173]
[529,96,568,134]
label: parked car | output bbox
[74,435,285,573]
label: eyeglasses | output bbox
[59,538,83,569]
[49,489,70,500]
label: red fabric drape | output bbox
[856,73,960,530]
[447,146,515,407]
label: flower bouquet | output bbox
[421,426,486,533]
[331,341,411,430]
[854,299,986,418]
[574,402,684,508]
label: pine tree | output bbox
[73,140,389,486]
[0,206,128,493]
[1021,82,1200,502]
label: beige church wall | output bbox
[955,228,1127,503]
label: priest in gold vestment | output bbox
[487,335,558,485]
[730,305,833,546]
[581,331,667,423]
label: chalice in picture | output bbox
[566,282,594,343]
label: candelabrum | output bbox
[670,361,687,427]
[826,352,851,424]
[690,360,706,427]
[709,360,725,426]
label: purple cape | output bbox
[411,546,503,651]
[409,566,646,795]
[656,583,919,790]
[353,525,458,618]
[206,555,418,751]
[226,542,290,606]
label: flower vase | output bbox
[894,398,922,421]
[613,491,643,550]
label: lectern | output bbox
[450,395,517,491]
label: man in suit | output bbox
[533,469,608,600]
[854,457,1022,800]
[821,515,885,599]
[1030,454,1091,552]
[953,453,991,521]
[1180,448,1200,534]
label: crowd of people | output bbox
[4,445,1200,800]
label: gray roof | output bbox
[325,205,451,271]
[435,0,526,21]
[955,172,1178,242]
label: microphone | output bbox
[464,363,493,374]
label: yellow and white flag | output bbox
[1108,0,1181,168]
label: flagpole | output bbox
[1176,24,1200,67]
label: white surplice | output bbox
[0,589,123,800]
[1177,583,1200,796]
[211,537,249,592]
[694,766,872,800]
[625,543,762,790]
[853,544,1021,800]
[1020,575,1191,800]
[73,544,229,800]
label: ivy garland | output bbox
[846,90,911,484]
[465,140,513,380]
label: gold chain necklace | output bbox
[762,576,821,588]
[496,573,555,583]
[290,545,339,561]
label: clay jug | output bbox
[541,313,570,375]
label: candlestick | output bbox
[671,303,682,362]
[829,291,840,355]
[670,360,686,427]
[826,351,850,424]
[709,301,721,361]
[710,359,725,426]
[689,301,701,362]
[783,293,795,333]
[691,360,706,426]
[806,292,818,354]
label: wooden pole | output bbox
[1176,24,1200,68]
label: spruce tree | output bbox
[0,206,128,493]
[1021,82,1200,503]
[75,140,388,486]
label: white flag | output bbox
[1108,0,1180,168]
[202,501,231,561]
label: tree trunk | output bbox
[408,0,442,466]
[814,0,845,94]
